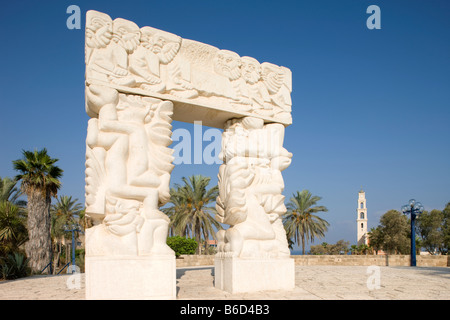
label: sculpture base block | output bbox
[214,256,295,294]
[85,255,176,300]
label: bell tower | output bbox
[357,188,368,246]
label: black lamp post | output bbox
[64,224,82,273]
[401,199,424,266]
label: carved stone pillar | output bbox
[84,84,176,299]
[214,117,295,293]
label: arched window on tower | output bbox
[360,212,364,219]
[361,223,364,229]
[360,202,364,209]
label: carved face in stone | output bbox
[214,50,241,81]
[112,18,140,54]
[240,56,261,85]
[85,12,113,48]
[140,27,181,64]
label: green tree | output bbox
[350,244,371,255]
[0,201,28,257]
[166,236,198,257]
[13,148,63,273]
[367,226,384,254]
[51,195,83,236]
[329,239,350,254]
[310,243,327,255]
[416,209,445,254]
[163,175,222,254]
[310,240,349,255]
[283,189,329,255]
[443,202,450,254]
[50,195,84,272]
[0,176,26,208]
[378,210,410,254]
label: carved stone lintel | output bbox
[85,10,292,127]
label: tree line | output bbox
[1,149,86,279]
[368,206,450,255]
[1,148,332,279]
[308,205,450,255]
[162,176,331,256]
[3,147,447,280]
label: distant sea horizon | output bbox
[290,250,310,255]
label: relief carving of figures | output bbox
[212,50,292,121]
[215,117,292,258]
[85,10,292,125]
[86,11,197,100]
[85,12,139,88]
[84,84,175,256]
[129,26,198,98]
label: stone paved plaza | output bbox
[0,265,449,300]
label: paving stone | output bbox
[0,265,449,300]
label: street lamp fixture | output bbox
[401,199,424,266]
[64,224,82,273]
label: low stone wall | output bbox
[175,255,449,268]
[176,255,215,268]
[292,255,449,267]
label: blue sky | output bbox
[0,0,449,252]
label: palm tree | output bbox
[50,195,83,272]
[283,189,329,255]
[0,176,26,208]
[13,148,63,273]
[51,195,83,231]
[0,201,28,256]
[163,175,222,254]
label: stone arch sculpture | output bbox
[84,10,294,299]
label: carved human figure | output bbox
[239,57,274,116]
[215,117,292,258]
[85,13,139,87]
[214,50,241,82]
[85,11,113,82]
[85,84,174,256]
[107,18,140,86]
[213,50,251,110]
[129,27,178,92]
[129,26,197,98]
[85,197,143,256]
[85,11,113,61]
[261,62,292,121]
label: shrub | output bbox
[0,252,30,280]
[166,236,197,257]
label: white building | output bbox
[357,188,368,246]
